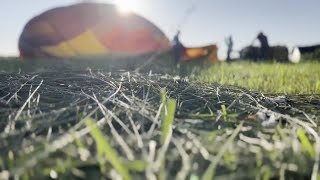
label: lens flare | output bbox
[115,0,137,13]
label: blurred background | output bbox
[1,0,320,59]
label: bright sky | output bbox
[1,0,320,59]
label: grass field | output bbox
[196,61,320,94]
[0,57,319,179]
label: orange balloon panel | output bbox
[18,3,171,58]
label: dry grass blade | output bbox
[6,75,38,104]
[173,138,191,180]
[14,80,43,121]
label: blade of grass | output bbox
[160,88,166,104]
[297,127,315,158]
[86,119,131,180]
[221,104,228,121]
[161,99,177,145]
[123,160,148,172]
[190,107,215,119]
[262,166,271,180]
[158,93,176,180]
[71,131,86,149]
[8,151,14,170]
[160,88,167,119]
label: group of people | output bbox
[225,32,270,61]
[172,30,270,62]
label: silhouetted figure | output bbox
[173,31,184,64]
[257,32,269,60]
[225,35,233,62]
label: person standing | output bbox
[257,32,269,60]
[173,31,184,64]
[225,35,233,62]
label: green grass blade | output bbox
[297,127,315,158]
[160,88,167,105]
[124,160,148,172]
[86,119,131,180]
[71,131,86,149]
[161,99,177,145]
[190,106,215,118]
[160,88,167,121]
[159,98,176,180]
[221,104,228,121]
[262,166,271,180]
[221,104,227,116]
[8,151,14,170]
[22,173,29,180]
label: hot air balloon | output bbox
[18,3,171,58]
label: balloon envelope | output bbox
[19,3,171,58]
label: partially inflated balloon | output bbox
[18,3,171,58]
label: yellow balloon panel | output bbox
[41,31,108,57]
[42,42,76,57]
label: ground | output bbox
[0,57,319,180]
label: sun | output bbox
[96,0,140,14]
[114,0,137,14]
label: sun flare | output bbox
[115,0,137,14]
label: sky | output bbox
[1,0,320,59]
